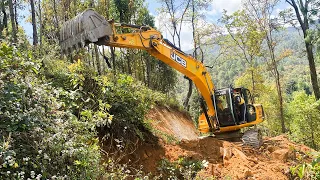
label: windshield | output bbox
[215,89,232,113]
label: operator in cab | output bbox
[234,92,246,124]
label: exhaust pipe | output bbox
[59,9,113,54]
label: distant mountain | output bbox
[178,27,308,89]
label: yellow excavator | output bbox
[60,9,265,147]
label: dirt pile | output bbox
[196,135,314,179]
[134,106,315,179]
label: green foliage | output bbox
[287,92,320,150]
[0,41,179,179]
[290,152,320,179]
[0,42,103,179]
[234,68,266,98]
[158,157,207,179]
[220,10,265,62]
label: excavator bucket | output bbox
[59,9,113,54]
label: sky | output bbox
[20,0,290,51]
[145,0,289,50]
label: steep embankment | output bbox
[146,106,198,140]
[135,106,314,179]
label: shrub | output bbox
[290,152,320,179]
[0,42,104,179]
[157,157,208,179]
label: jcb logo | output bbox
[171,52,187,68]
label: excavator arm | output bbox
[60,9,219,131]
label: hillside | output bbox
[112,106,315,179]
[1,0,320,179]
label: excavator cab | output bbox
[198,87,264,134]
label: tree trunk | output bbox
[146,57,151,87]
[287,0,320,100]
[94,44,101,75]
[0,0,8,36]
[251,68,255,101]
[305,42,320,100]
[8,0,17,42]
[110,47,116,72]
[268,33,286,133]
[14,0,18,29]
[53,0,59,38]
[126,53,131,75]
[30,0,38,46]
[102,46,106,72]
[183,79,193,110]
[275,70,285,133]
[91,47,96,70]
[183,0,196,111]
[38,0,42,48]
[105,0,109,19]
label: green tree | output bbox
[220,10,265,99]
[287,91,320,149]
[243,0,292,133]
[8,0,16,42]
[282,0,320,100]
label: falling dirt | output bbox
[102,106,315,179]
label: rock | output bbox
[271,149,289,162]
[267,146,277,153]
[223,160,231,166]
[236,169,253,179]
[232,148,248,161]
[249,157,258,164]
[146,151,152,157]
[220,147,224,157]
[221,147,233,161]
[181,140,198,148]
[143,152,148,159]
[244,170,253,178]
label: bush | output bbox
[0,42,103,179]
[286,91,320,150]
[290,152,320,179]
[157,157,208,179]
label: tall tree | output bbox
[38,0,42,48]
[30,0,38,46]
[8,0,17,42]
[244,0,289,133]
[284,0,320,100]
[159,0,191,48]
[159,0,191,109]
[183,0,212,110]
[0,0,8,36]
[221,10,265,98]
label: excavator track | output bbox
[212,128,263,148]
[242,129,263,148]
[213,130,243,142]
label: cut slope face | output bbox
[146,106,198,140]
[136,106,314,179]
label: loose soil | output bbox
[103,106,315,179]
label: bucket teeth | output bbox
[59,9,113,54]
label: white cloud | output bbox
[210,0,242,15]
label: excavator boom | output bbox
[60,9,264,135]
